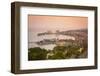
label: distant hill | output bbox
[37,29,88,38]
[61,29,87,33]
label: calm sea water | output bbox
[28,32,75,50]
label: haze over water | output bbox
[28,15,88,50]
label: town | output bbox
[36,29,87,47]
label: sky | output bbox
[28,15,88,33]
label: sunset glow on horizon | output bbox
[28,15,88,32]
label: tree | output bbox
[28,47,47,60]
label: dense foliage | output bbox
[28,45,87,60]
[28,47,47,60]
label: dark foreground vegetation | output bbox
[28,44,87,60]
